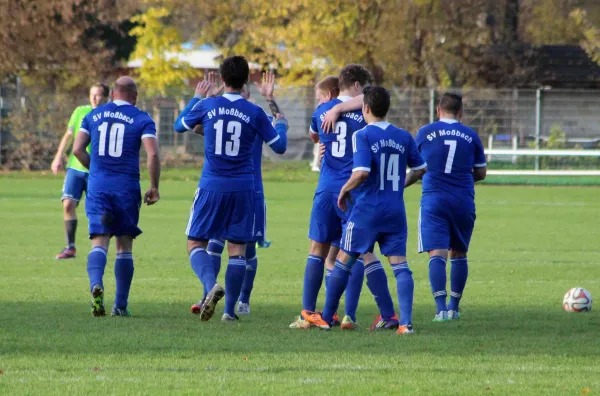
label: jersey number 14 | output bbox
[380,153,400,191]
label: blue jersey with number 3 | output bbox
[179,93,281,192]
[310,97,367,193]
[351,122,425,231]
[415,119,486,199]
[80,101,156,192]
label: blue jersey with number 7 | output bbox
[175,93,287,192]
[310,96,366,193]
[80,100,156,192]
[415,119,486,199]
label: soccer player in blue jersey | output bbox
[302,87,427,334]
[196,71,284,316]
[72,76,161,317]
[290,65,374,330]
[411,93,487,322]
[174,56,288,322]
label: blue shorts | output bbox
[253,194,267,243]
[186,189,255,243]
[418,200,476,253]
[308,191,351,245]
[341,218,407,257]
[61,168,88,202]
[86,189,142,238]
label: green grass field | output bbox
[1,170,599,395]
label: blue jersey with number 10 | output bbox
[310,97,367,193]
[351,122,426,231]
[415,119,486,199]
[177,93,284,192]
[80,100,156,192]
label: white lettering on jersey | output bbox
[427,129,473,144]
[217,107,251,123]
[102,111,134,124]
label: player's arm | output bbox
[318,143,325,169]
[338,131,370,211]
[142,121,161,205]
[405,136,427,188]
[308,111,320,144]
[51,129,73,174]
[255,71,283,117]
[472,133,487,182]
[174,79,213,133]
[73,126,91,170]
[258,109,287,154]
[321,94,364,133]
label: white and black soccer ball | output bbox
[563,287,592,312]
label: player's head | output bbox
[438,92,463,121]
[362,86,390,123]
[90,83,109,108]
[220,56,249,90]
[338,64,373,96]
[315,76,339,104]
[112,76,138,106]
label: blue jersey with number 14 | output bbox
[351,122,425,232]
[80,100,156,192]
[415,119,486,200]
[310,96,366,193]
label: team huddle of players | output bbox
[53,56,486,331]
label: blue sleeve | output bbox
[473,133,487,168]
[257,110,287,154]
[141,116,157,139]
[352,130,371,172]
[407,136,426,170]
[79,114,91,135]
[174,97,204,133]
[414,127,427,151]
[310,112,319,135]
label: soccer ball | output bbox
[563,288,592,312]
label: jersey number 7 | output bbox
[444,140,457,174]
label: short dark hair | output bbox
[439,92,463,116]
[338,64,373,91]
[363,86,390,118]
[91,83,110,97]
[220,56,249,90]
[316,76,340,98]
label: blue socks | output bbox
[190,247,216,299]
[239,244,258,304]
[224,256,247,316]
[302,255,325,311]
[322,260,352,324]
[365,261,395,320]
[449,257,468,311]
[325,267,332,290]
[114,252,134,309]
[87,246,107,291]
[207,239,225,278]
[429,256,448,314]
[344,258,364,321]
[392,262,414,326]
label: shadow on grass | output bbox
[1,301,599,358]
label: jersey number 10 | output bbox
[98,122,125,158]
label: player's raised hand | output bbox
[337,189,353,212]
[255,71,275,100]
[275,113,287,125]
[144,187,160,206]
[195,76,212,98]
[321,105,341,134]
[207,72,224,97]
[51,157,64,175]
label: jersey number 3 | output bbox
[214,120,241,156]
[332,121,347,158]
[98,122,124,158]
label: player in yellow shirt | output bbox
[51,83,109,259]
